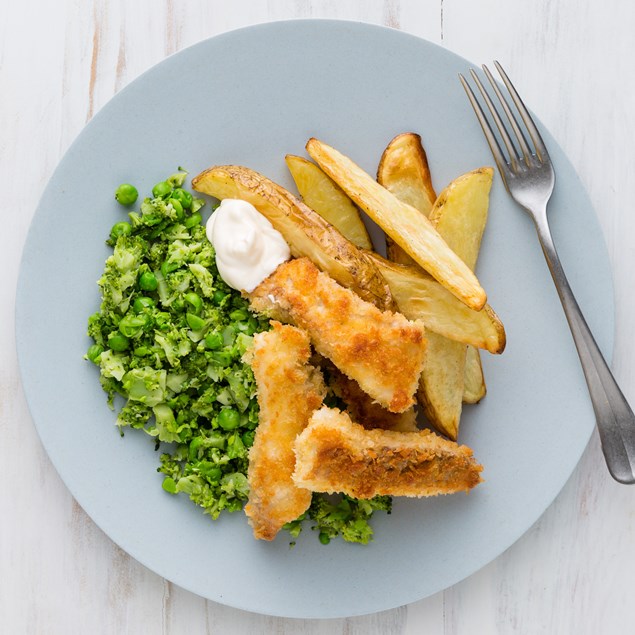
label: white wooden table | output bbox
[4,1,635,632]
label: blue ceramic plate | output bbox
[16,20,612,618]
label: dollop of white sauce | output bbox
[206,199,290,292]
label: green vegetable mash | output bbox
[86,171,390,544]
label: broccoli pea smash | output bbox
[87,172,266,518]
[86,172,390,543]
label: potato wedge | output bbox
[306,138,487,310]
[285,155,373,250]
[416,331,466,439]
[191,165,395,311]
[368,253,505,354]
[415,168,493,437]
[463,345,487,404]
[377,133,436,215]
[377,133,436,265]
[429,168,493,271]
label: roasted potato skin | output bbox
[192,165,396,311]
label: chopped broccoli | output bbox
[122,367,166,406]
[283,494,391,545]
[99,350,128,381]
[116,401,152,430]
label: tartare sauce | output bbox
[206,199,290,292]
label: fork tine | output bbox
[482,64,533,163]
[458,73,510,176]
[468,69,520,170]
[493,60,551,162]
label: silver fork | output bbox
[460,61,635,484]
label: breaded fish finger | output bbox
[244,322,326,540]
[249,258,427,413]
[293,406,483,499]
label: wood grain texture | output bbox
[3,0,635,633]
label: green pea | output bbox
[138,271,158,291]
[115,183,138,206]
[319,533,331,545]
[184,292,203,315]
[133,346,151,357]
[204,331,223,350]
[162,477,177,494]
[110,221,132,241]
[133,296,155,313]
[86,344,103,363]
[218,408,241,431]
[108,332,129,351]
[184,212,202,228]
[119,314,149,338]
[152,181,172,198]
[186,312,206,331]
[172,188,193,209]
[167,197,184,219]
[212,290,227,306]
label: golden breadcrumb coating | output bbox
[293,406,483,498]
[244,322,326,540]
[249,258,427,413]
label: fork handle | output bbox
[533,211,635,483]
